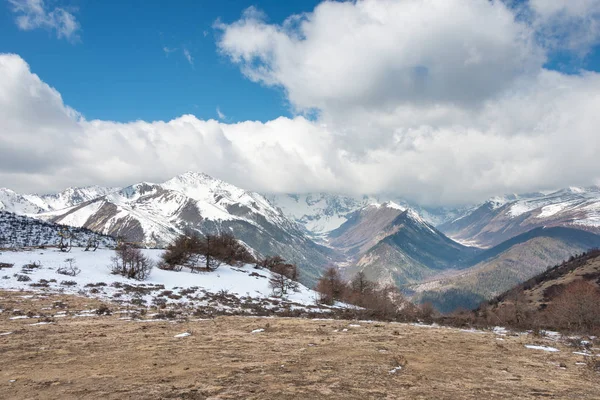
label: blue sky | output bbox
[1,0,599,123]
[0,0,320,122]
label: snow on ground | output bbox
[525,345,560,352]
[0,248,335,314]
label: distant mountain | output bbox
[268,193,472,235]
[326,202,478,285]
[439,187,600,248]
[412,227,600,313]
[266,193,375,235]
[35,172,333,285]
[0,211,115,249]
[24,186,118,212]
[0,189,45,214]
[0,186,117,215]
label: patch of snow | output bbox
[389,366,403,374]
[525,345,559,352]
[251,328,265,334]
[537,204,565,218]
[174,332,191,338]
[0,332,12,336]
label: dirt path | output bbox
[0,291,598,399]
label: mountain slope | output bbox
[0,211,115,248]
[412,227,600,312]
[36,172,333,285]
[488,248,600,313]
[327,203,478,285]
[440,187,600,248]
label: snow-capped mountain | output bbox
[439,186,600,248]
[0,188,45,214]
[34,172,333,284]
[266,193,376,234]
[0,186,117,215]
[24,186,118,212]
[267,193,471,234]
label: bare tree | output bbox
[269,262,300,297]
[110,244,153,280]
[84,236,99,252]
[315,267,346,305]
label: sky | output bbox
[2,0,600,205]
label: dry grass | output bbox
[0,290,599,399]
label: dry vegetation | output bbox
[1,290,599,399]
[481,250,600,335]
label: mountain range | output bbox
[3,173,600,311]
[439,187,600,248]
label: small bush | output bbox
[60,280,77,286]
[22,261,42,270]
[15,274,31,282]
[57,258,81,277]
[96,305,112,315]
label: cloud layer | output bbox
[3,0,600,205]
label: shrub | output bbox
[110,244,153,280]
[544,280,600,333]
[15,274,31,282]
[269,261,300,297]
[56,258,81,277]
[96,305,112,315]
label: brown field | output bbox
[0,290,598,399]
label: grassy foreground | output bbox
[0,291,598,399]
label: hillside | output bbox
[411,227,600,313]
[440,187,600,248]
[328,203,478,285]
[490,249,600,313]
[0,247,335,313]
[0,211,115,249]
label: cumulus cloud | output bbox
[216,0,544,113]
[3,0,600,205]
[8,0,80,42]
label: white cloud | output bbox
[3,0,600,205]
[162,46,177,56]
[8,0,80,42]
[216,0,544,113]
[183,48,194,65]
[216,107,226,120]
[528,0,600,56]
